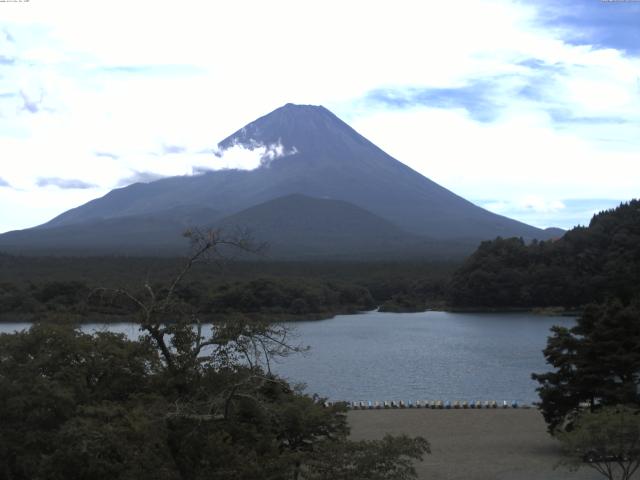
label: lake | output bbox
[0,311,574,404]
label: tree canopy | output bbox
[449,200,640,308]
[532,298,640,433]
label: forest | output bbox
[449,200,640,309]
[0,255,455,322]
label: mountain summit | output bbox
[218,103,376,161]
[0,103,559,257]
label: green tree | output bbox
[449,200,640,309]
[557,405,640,480]
[305,435,430,480]
[0,324,163,480]
[533,299,640,433]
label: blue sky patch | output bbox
[117,171,166,187]
[548,109,630,125]
[161,144,187,155]
[36,177,97,189]
[366,81,500,122]
[97,64,205,76]
[477,197,627,229]
[95,151,119,160]
[530,0,640,55]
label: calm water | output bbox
[0,311,574,403]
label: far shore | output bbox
[348,409,602,480]
[0,306,580,325]
[0,311,345,325]
[442,306,581,316]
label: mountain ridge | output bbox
[0,103,561,256]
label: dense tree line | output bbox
[449,200,640,308]
[0,278,374,321]
[206,278,374,316]
[0,258,455,321]
[0,255,456,291]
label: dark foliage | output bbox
[206,278,374,316]
[450,200,640,308]
[0,322,430,479]
[532,298,640,433]
[0,323,353,480]
[0,230,430,479]
[0,258,455,321]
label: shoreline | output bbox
[443,306,581,316]
[0,306,579,324]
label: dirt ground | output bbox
[348,409,609,480]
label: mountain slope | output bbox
[38,104,554,240]
[0,103,560,256]
[0,206,220,255]
[215,194,473,259]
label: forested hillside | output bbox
[449,200,640,308]
[0,257,454,321]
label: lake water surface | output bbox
[0,311,574,404]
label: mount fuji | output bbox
[0,103,560,258]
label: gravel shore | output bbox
[348,409,605,480]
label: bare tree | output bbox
[95,227,305,419]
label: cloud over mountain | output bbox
[116,171,166,187]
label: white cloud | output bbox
[483,197,566,215]
[0,0,638,233]
[208,141,298,171]
[116,171,166,187]
[475,197,625,230]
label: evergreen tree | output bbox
[533,299,640,432]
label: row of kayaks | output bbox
[345,400,530,410]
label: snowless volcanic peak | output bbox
[0,103,561,256]
[217,103,381,166]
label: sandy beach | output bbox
[348,409,607,480]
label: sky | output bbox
[0,0,639,233]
